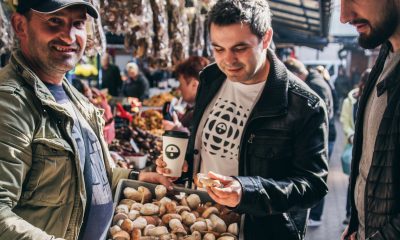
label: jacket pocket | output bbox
[21,138,73,206]
[247,132,293,178]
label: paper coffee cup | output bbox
[162,130,189,177]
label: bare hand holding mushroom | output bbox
[206,171,242,208]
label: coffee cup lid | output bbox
[163,130,189,139]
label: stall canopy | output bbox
[270,0,333,49]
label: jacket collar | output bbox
[9,50,95,120]
[253,48,289,117]
[10,50,58,104]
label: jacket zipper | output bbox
[248,134,255,143]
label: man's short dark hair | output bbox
[207,0,272,39]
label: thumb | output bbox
[208,171,233,184]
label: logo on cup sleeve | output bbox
[165,144,181,160]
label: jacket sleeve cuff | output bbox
[231,176,269,214]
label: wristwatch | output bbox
[128,170,140,180]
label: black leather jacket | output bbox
[347,42,400,240]
[186,50,329,240]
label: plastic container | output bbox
[124,154,148,169]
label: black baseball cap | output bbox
[16,0,99,19]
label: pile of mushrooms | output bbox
[110,185,241,240]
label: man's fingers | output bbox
[208,186,232,199]
[155,174,174,190]
[182,161,188,172]
[155,157,166,167]
[350,233,357,240]
[156,166,164,175]
[139,172,173,190]
[208,171,233,184]
[156,166,171,175]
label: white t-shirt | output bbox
[198,79,266,176]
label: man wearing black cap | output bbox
[0,1,170,239]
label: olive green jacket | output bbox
[0,51,130,240]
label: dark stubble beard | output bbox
[357,5,399,49]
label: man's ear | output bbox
[262,28,273,49]
[190,78,199,89]
[11,13,28,40]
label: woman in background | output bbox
[163,56,210,133]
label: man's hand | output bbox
[162,112,182,130]
[138,172,174,190]
[206,171,242,208]
[162,120,176,131]
[155,155,188,182]
[341,226,357,240]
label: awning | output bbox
[270,0,333,49]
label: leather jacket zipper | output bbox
[248,134,255,143]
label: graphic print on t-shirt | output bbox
[86,130,113,205]
[202,98,250,160]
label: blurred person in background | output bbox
[284,57,334,227]
[340,0,400,239]
[316,65,338,158]
[72,78,116,144]
[101,53,122,96]
[162,56,210,134]
[120,62,150,100]
[335,65,351,112]
[340,68,370,226]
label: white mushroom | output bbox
[147,226,169,236]
[111,230,130,240]
[132,217,148,229]
[159,197,172,205]
[186,194,201,210]
[162,213,182,224]
[120,219,135,232]
[155,185,167,200]
[176,206,191,214]
[138,186,153,204]
[227,223,238,236]
[169,218,187,235]
[109,225,122,236]
[181,211,196,226]
[119,199,136,208]
[182,231,202,240]
[128,210,140,220]
[190,221,208,233]
[143,224,156,236]
[113,213,128,225]
[116,204,130,214]
[131,202,144,211]
[203,233,216,240]
[165,201,177,214]
[123,187,143,202]
[140,203,160,216]
[202,207,220,219]
[209,214,227,233]
[217,233,238,240]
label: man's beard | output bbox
[357,7,398,49]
